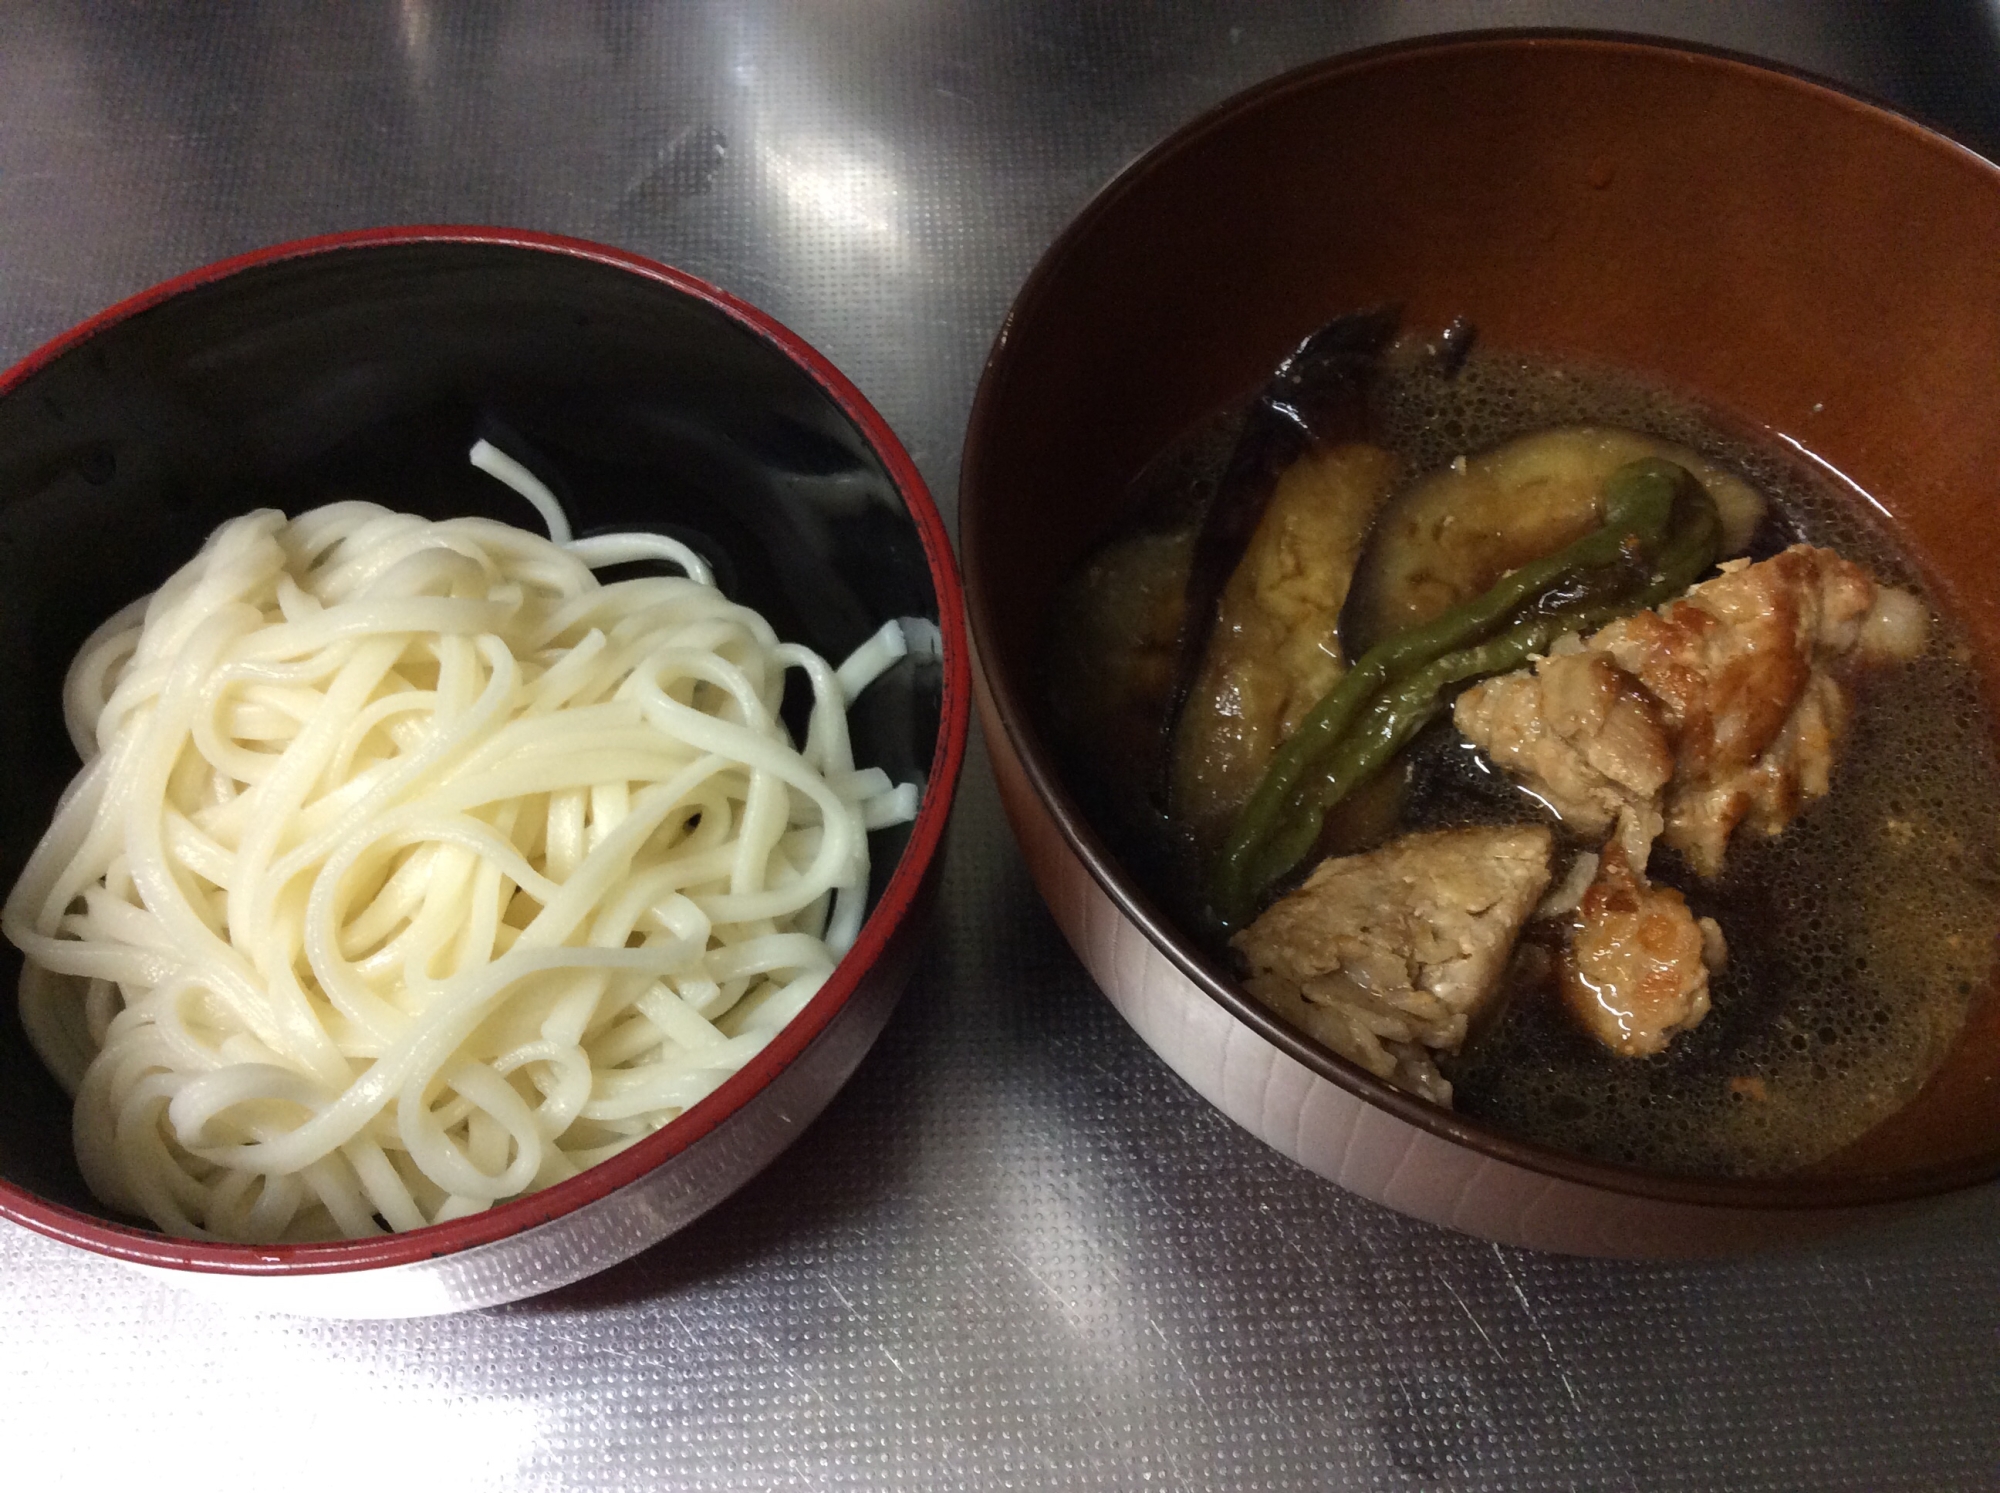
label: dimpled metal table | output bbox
[2,4,1998,1489]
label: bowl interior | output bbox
[963,34,2000,1204]
[0,237,946,1233]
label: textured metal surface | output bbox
[2,2,1999,1487]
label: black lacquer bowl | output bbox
[0,227,968,1314]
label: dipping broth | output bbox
[1044,341,2000,1178]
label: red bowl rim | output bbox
[0,224,972,1273]
[961,29,2000,1214]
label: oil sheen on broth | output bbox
[1046,346,2000,1178]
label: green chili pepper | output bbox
[1227,609,1578,919]
[1633,480,1721,607]
[1210,458,1720,926]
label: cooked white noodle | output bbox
[467,438,572,545]
[2,453,918,1242]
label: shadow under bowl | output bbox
[0,227,970,1314]
[962,31,2000,1256]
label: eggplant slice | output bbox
[1340,425,1766,658]
[1043,520,1198,837]
[1166,307,1400,723]
[1170,441,1403,850]
[1165,307,1403,851]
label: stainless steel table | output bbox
[3,4,1997,1488]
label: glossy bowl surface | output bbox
[0,226,969,1313]
[962,32,2000,1254]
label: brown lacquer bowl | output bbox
[962,33,2000,1255]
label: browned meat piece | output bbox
[1592,545,1926,873]
[1232,824,1552,1103]
[1454,545,1928,875]
[1451,649,1673,866]
[1560,841,1727,1057]
[1172,442,1401,850]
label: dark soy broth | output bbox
[1047,343,2000,1176]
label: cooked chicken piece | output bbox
[1232,824,1552,1103]
[1593,546,1927,873]
[1452,648,1673,867]
[1560,840,1727,1057]
[1454,544,1928,875]
[1172,442,1401,850]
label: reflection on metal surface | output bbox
[757,135,910,254]
[14,1245,553,1486]
[397,0,435,67]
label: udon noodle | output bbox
[2,443,919,1243]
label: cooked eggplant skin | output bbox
[1340,425,1765,657]
[1165,306,1400,744]
[1170,441,1403,850]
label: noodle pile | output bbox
[2,445,918,1242]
